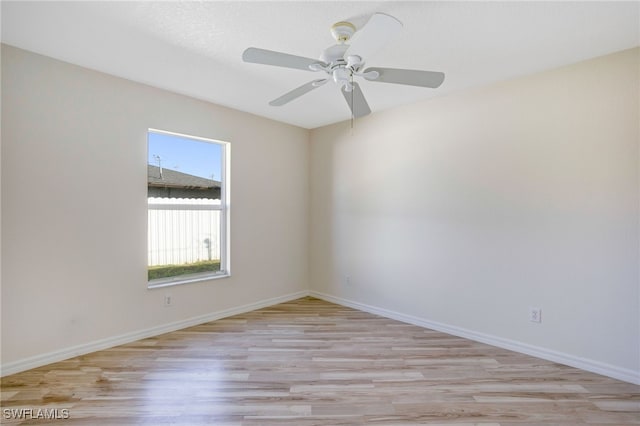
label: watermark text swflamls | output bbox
[3,408,70,420]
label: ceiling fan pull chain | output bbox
[351,75,354,130]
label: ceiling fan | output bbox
[242,13,445,119]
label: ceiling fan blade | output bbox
[345,13,403,60]
[243,47,326,71]
[269,79,328,106]
[341,82,371,118]
[365,67,445,88]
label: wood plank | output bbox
[1,297,638,424]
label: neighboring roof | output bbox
[147,165,220,189]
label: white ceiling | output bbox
[2,1,639,129]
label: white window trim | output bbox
[147,128,230,289]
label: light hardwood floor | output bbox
[1,297,639,425]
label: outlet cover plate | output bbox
[529,307,542,323]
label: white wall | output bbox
[2,43,639,384]
[309,48,639,381]
[1,45,309,367]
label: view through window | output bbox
[147,129,229,287]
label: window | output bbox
[147,129,229,287]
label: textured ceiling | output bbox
[2,1,639,129]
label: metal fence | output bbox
[148,197,221,266]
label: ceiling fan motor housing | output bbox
[320,44,349,64]
[332,67,352,89]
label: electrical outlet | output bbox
[529,307,542,323]
[344,275,352,286]
[164,294,172,307]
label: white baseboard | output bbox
[310,290,640,385]
[4,289,638,385]
[1,290,308,377]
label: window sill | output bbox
[148,271,230,289]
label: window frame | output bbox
[146,128,230,289]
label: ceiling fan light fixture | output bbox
[332,67,351,86]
